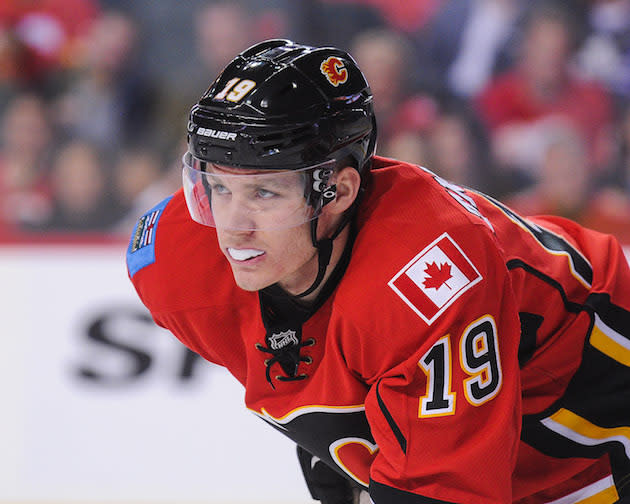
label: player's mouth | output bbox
[226,247,266,262]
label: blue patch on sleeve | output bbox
[126,195,173,277]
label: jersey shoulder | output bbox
[126,189,241,314]
[352,157,499,279]
[332,158,508,376]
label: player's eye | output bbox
[211,183,230,195]
[255,188,278,199]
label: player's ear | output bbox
[324,166,361,215]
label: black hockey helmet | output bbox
[184,39,376,298]
[186,38,376,175]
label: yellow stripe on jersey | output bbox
[578,486,619,504]
[545,476,618,504]
[590,313,630,367]
[541,408,630,460]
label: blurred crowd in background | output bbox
[2,0,630,243]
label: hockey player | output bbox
[127,40,630,503]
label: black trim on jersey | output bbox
[257,408,374,489]
[484,195,593,286]
[370,480,456,503]
[521,342,630,491]
[557,293,630,429]
[518,312,543,367]
[376,378,407,454]
[506,260,584,313]
[521,292,630,494]
[586,292,630,339]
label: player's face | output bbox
[210,165,320,293]
[216,213,318,294]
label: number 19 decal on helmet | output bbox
[213,78,257,102]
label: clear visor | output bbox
[182,152,336,231]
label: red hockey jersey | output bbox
[127,156,630,503]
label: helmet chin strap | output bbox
[293,172,367,299]
[293,213,349,299]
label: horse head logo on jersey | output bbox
[320,56,348,87]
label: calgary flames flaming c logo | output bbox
[320,56,348,87]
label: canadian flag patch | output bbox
[388,233,482,324]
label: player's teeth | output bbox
[228,248,264,261]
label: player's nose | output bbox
[219,198,259,231]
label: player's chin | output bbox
[230,271,274,292]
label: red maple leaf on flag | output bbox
[423,262,452,290]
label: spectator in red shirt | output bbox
[476,2,614,191]
[0,0,99,89]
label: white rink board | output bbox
[0,245,311,504]
[1,244,629,504]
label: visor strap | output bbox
[294,234,333,299]
[294,209,351,299]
